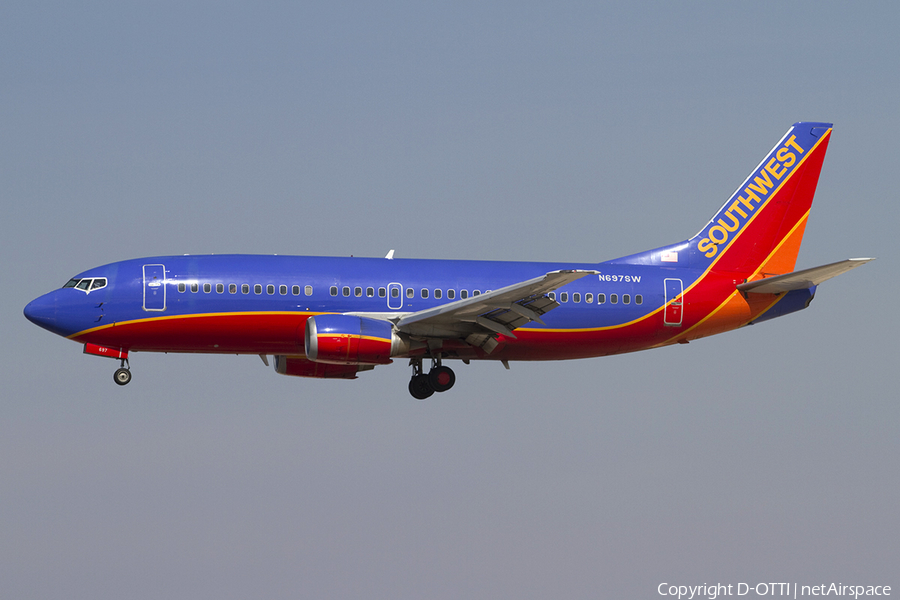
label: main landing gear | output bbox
[113,357,132,386]
[408,356,456,399]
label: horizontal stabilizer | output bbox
[737,258,873,294]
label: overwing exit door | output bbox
[387,282,403,310]
[664,278,683,326]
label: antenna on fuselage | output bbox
[385,249,395,260]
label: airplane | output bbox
[24,122,872,399]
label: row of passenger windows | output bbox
[177,282,314,296]
[327,286,642,305]
[175,281,642,306]
[328,286,483,300]
[549,291,643,305]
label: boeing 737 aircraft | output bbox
[25,122,871,398]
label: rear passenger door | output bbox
[663,278,683,326]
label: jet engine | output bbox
[305,314,410,365]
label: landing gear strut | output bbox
[113,357,132,386]
[408,356,455,399]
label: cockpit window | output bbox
[64,277,108,293]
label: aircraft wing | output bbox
[395,269,597,350]
[737,258,874,294]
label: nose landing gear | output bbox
[113,357,132,386]
[408,356,455,399]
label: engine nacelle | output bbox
[305,314,405,365]
[273,355,373,379]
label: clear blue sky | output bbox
[2,2,897,598]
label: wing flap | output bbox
[737,258,873,294]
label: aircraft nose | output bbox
[25,288,101,338]
[24,293,57,330]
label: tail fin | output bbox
[610,122,833,275]
[691,121,832,274]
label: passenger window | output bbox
[560,292,568,303]
[330,286,338,296]
[203,283,211,293]
[447,289,455,299]
[191,283,199,293]
[354,287,362,297]
[379,287,386,298]
[305,285,313,296]
[636,294,643,305]
[216,283,224,293]
[255,284,262,295]
[76,279,91,291]
[292,285,300,295]
[473,290,480,296]
[178,283,186,293]
[461,290,468,299]
[573,292,581,303]
[406,288,414,298]
[280,285,287,295]
[585,293,593,303]
[549,292,556,301]
[623,294,631,304]
[229,284,237,294]
[421,288,429,299]
[366,287,374,297]
[611,294,618,304]
[267,284,275,295]
[342,286,350,297]
[391,288,399,298]
[598,293,605,304]
[434,289,442,299]
[242,284,250,294]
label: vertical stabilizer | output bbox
[690,121,832,274]
[610,122,833,276]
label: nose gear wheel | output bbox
[113,357,132,386]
